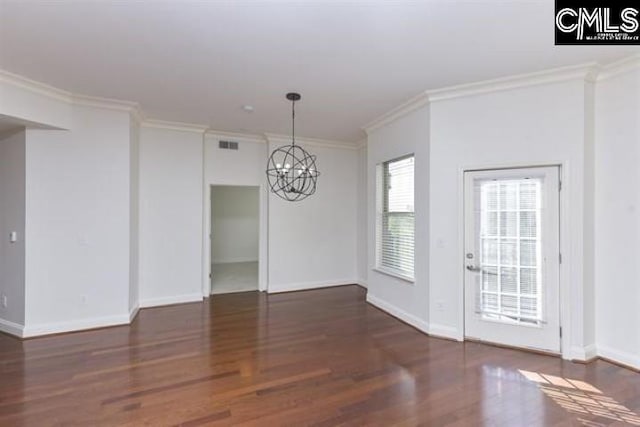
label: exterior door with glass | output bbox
[464,167,561,353]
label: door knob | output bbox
[466,265,482,272]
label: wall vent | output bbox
[219,140,239,150]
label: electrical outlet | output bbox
[1,294,7,308]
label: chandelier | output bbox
[266,93,319,202]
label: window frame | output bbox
[375,154,416,283]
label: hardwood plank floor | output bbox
[1,285,639,426]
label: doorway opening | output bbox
[210,185,260,295]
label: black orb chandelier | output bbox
[266,93,319,202]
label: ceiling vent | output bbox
[219,140,239,150]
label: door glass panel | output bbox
[477,178,543,325]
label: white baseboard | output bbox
[129,305,140,322]
[568,344,598,361]
[268,280,356,294]
[22,313,130,338]
[356,279,368,288]
[0,318,25,338]
[212,257,259,264]
[366,293,429,334]
[428,323,463,341]
[140,293,203,308]
[597,344,640,370]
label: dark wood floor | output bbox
[1,285,639,426]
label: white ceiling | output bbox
[1,1,637,142]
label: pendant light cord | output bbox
[291,98,296,146]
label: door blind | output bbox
[475,178,544,325]
[378,155,415,279]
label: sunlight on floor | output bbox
[519,370,640,426]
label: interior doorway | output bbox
[463,166,561,353]
[210,185,260,294]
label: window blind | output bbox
[378,155,415,279]
[475,178,543,325]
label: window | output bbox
[376,155,415,280]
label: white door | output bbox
[464,167,561,353]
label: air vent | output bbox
[219,140,239,150]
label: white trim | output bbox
[268,280,355,294]
[597,345,640,370]
[363,61,606,134]
[206,130,267,145]
[72,93,141,115]
[428,323,463,341]
[129,305,140,323]
[141,119,208,134]
[596,54,640,81]
[139,293,203,308]
[0,318,25,338]
[427,62,599,103]
[356,279,368,288]
[0,69,73,103]
[0,69,143,119]
[372,267,415,284]
[363,92,430,134]
[569,344,598,362]
[264,133,360,150]
[22,313,131,338]
[366,293,429,333]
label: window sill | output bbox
[372,268,415,284]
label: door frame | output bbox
[202,184,268,296]
[462,166,561,353]
[458,161,573,360]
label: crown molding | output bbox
[264,133,359,150]
[140,119,209,134]
[72,93,142,116]
[1,68,357,147]
[426,61,599,103]
[205,129,266,144]
[1,69,144,123]
[596,54,640,82]
[363,92,429,134]
[0,69,73,103]
[362,60,610,134]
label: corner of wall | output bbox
[366,292,429,334]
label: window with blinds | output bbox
[377,155,415,280]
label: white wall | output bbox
[366,107,430,332]
[356,143,368,287]
[268,142,359,292]
[24,105,132,335]
[139,126,204,307]
[595,67,640,369]
[429,79,593,356]
[0,129,26,331]
[211,185,259,264]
